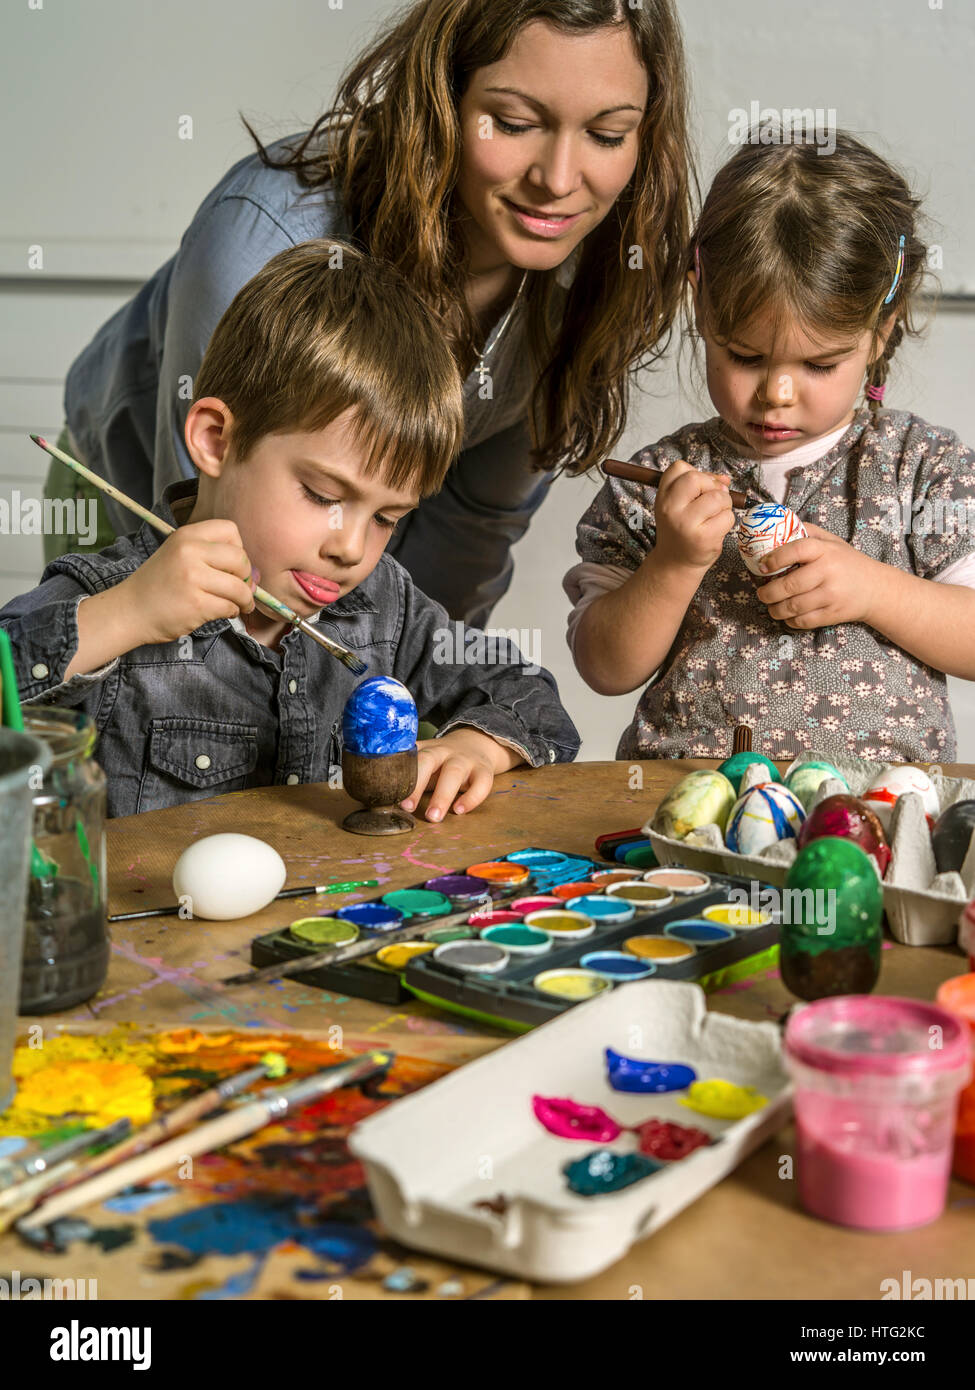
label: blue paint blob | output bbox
[564,1149,661,1196]
[565,895,636,922]
[335,902,405,932]
[504,850,568,868]
[605,1047,697,1094]
[148,1199,379,1275]
[342,677,418,756]
[664,921,735,945]
[580,951,655,979]
[103,1181,175,1215]
[0,1137,28,1159]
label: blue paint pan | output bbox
[664,921,735,946]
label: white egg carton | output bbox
[645,748,975,948]
[348,980,790,1283]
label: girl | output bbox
[567,128,975,763]
[49,0,695,629]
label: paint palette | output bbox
[249,848,781,1025]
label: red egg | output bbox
[797,793,891,876]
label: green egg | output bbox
[651,769,737,840]
[716,752,782,796]
[785,760,849,812]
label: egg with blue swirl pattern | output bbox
[342,676,419,756]
[726,781,806,855]
[737,502,807,576]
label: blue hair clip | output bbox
[883,234,906,305]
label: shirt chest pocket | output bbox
[137,718,260,814]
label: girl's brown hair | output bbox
[689,127,932,430]
[193,240,465,495]
[241,0,695,476]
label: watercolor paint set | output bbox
[349,980,791,1281]
[249,847,781,1025]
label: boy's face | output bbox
[186,403,419,619]
[693,291,893,456]
[455,19,648,278]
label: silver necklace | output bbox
[474,270,528,389]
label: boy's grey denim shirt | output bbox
[0,480,580,819]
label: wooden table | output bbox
[16,759,975,1299]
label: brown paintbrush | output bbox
[602,458,758,510]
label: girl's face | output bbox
[696,295,893,455]
[455,19,648,277]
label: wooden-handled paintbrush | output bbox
[602,458,759,510]
[30,434,368,676]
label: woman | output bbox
[50,0,694,628]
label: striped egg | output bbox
[725,781,806,855]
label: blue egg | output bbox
[342,677,418,756]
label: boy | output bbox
[1,241,579,817]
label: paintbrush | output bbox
[108,878,379,923]
[29,434,368,677]
[16,1050,393,1233]
[220,886,525,988]
[0,1118,131,1197]
[602,457,759,510]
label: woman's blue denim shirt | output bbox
[0,480,580,818]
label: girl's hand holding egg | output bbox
[653,460,736,572]
[754,520,884,629]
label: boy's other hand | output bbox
[119,520,256,646]
[400,727,521,821]
[653,459,735,571]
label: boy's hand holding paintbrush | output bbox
[65,519,259,679]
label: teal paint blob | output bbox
[381,888,451,918]
[563,1149,661,1196]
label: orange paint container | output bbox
[935,973,975,1183]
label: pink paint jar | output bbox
[784,995,972,1231]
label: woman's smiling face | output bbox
[455,19,648,276]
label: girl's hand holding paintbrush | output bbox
[65,519,258,679]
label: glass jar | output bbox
[19,708,109,1014]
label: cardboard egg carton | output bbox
[644,748,975,948]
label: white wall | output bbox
[2,0,973,760]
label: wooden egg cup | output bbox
[342,747,417,836]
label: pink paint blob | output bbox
[532,1095,621,1143]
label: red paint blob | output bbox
[633,1118,712,1161]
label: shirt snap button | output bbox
[288,679,297,695]
[31,663,49,679]
[195,754,212,770]
[286,774,300,785]
[548,749,556,763]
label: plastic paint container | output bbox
[589,869,640,890]
[481,924,552,956]
[784,995,973,1231]
[432,940,510,974]
[505,850,569,869]
[336,902,405,933]
[288,917,360,946]
[580,951,656,981]
[664,921,735,946]
[550,881,601,901]
[376,941,436,971]
[643,868,711,895]
[563,894,636,925]
[623,935,696,962]
[381,888,451,918]
[533,968,611,1001]
[524,910,595,942]
[702,903,772,930]
[465,861,531,886]
[511,895,562,915]
[605,881,674,907]
[423,873,492,906]
[424,925,475,944]
[465,909,524,928]
[934,974,975,1184]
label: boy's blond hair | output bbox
[194,239,464,494]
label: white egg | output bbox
[172,833,287,920]
[862,766,940,832]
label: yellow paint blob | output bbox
[12,1060,155,1132]
[679,1078,768,1119]
[623,936,696,961]
[376,941,436,971]
[702,904,771,929]
[533,970,610,1000]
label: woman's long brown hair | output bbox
[241,0,696,476]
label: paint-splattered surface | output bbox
[8,760,974,1300]
[0,1025,526,1299]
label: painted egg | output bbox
[725,782,805,855]
[797,793,891,876]
[651,769,737,840]
[737,502,807,577]
[785,760,849,811]
[931,799,975,875]
[862,765,940,832]
[716,751,781,796]
[782,838,883,1000]
[342,676,418,755]
[172,833,286,920]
